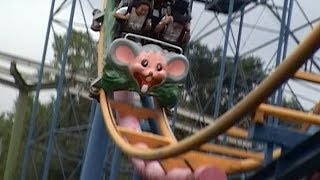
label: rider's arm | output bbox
[154,15,173,34]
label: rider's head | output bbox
[135,0,151,16]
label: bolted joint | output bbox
[89,77,102,101]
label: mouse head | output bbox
[109,38,189,93]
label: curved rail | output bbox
[100,23,320,160]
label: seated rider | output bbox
[113,0,153,34]
[150,0,170,30]
[154,0,191,46]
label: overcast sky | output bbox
[0,0,320,113]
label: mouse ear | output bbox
[109,38,141,66]
[166,54,189,81]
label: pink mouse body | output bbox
[109,39,227,180]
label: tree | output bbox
[52,30,97,78]
[32,29,97,179]
[173,42,267,139]
[1,94,53,180]
[182,41,266,115]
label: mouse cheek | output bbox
[161,71,167,78]
[156,72,167,81]
[130,63,143,73]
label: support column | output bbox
[20,0,57,178]
[4,90,28,180]
[264,0,291,165]
[109,147,122,180]
[213,0,235,118]
[80,105,109,180]
[41,0,77,178]
[228,7,245,108]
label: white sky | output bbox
[0,0,320,113]
[0,0,102,113]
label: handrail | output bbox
[124,33,183,54]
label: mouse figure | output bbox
[102,38,189,108]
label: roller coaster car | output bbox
[205,0,256,13]
[90,0,192,108]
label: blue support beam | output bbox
[109,147,122,180]
[213,0,235,118]
[228,6,245,108]
[41,0,77,179]
[82,101,97,156]
[249,124,309,148]
[264,0,292,165]
[132,172,142,180]
[250,130,320,180]
[80,105,109,180]
[20,0,57,179]
[140,95,159,134]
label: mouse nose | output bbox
[148,71,153,76]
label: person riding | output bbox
[150,0,171,29]
[113,0,153,34]
[154,0,191,46]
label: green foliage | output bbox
[173,42,268,138]
[19,94,91,180]
[52,30,97,77]
[1,29,97,179]
[182,42,266,115]
[47,29,97,179]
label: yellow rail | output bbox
[256,103,320,125]
[294,70,320,84]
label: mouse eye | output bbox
[156,63,162,71]
[141,59,148,67]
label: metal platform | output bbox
[250,129,320,180]
[205,0,256,14]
